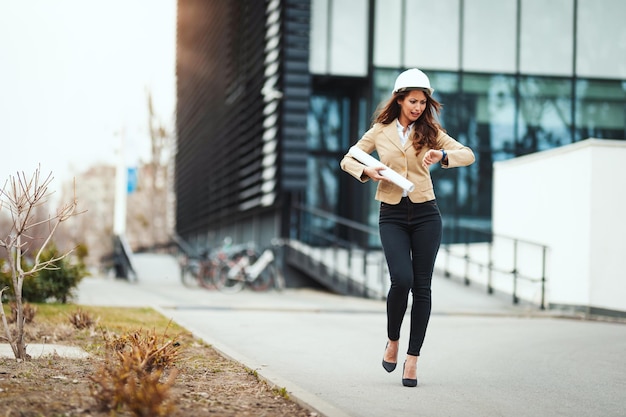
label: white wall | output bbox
[492,139,626,312]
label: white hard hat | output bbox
[393,68,434,96]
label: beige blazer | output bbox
[340,121,475,204]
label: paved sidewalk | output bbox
[75,254,626,417]
[0,343,89,359]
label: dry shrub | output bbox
[23,322,76,344]
[90,328,181,417]
[68,308,95,329]
[8,302,37,324]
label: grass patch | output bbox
[0,302,314,416]
[273,386,290,400]
[33,304,188,334]
[1,303,191,354]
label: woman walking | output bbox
[340,68,475,387]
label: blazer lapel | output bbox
[381,122,405,153]
[403,137,413,152]
[382,120,414,153]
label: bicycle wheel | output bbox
[197,261,217,289]
[180,260,199,287]
[214,264,245,293]
[249,262,274,292]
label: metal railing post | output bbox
[512,239,519,304]
[444,245,451,278]
[540,245,547,310]
[363,247,369,298]
[464,242,470,286]
[488,238,493,294]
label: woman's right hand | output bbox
[363,166,388,182]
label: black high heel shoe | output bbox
[382,342,397,373]
[402,362,418,387]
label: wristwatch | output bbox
[441,149,447,163]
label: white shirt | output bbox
[396,120,413,197]
[396,120,413,147]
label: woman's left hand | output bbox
[422,149,443,168]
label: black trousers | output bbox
[379,198,442,356]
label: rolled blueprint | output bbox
[348,146,415,192]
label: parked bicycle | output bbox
[213,240,285,293]
[178,249,219,289]
[178,238,236,289]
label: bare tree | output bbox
[0,167,81,360]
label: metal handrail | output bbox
[293,204,379,238]
[291,204,548,309]
[290,204,386,299]
[441,225,548,309]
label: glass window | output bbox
[427,71,462,131]
[329,0,369,76]
[447,73,517,229]
[306,91,370,246]
[577,0,626,79]
[404,0,460,71]
[462,0,517,73]
[575,79,626,141]
[366,70,626,241]
[306,156,340,242]
[517,77,573,153]
[306,94,344,244]
[372,69,398,108]
[463,74,516,160]
[373,0,402,67]
[309,0,329,74]
[519,0,574,76]
[308,95,350,151]
[310,0,370,76]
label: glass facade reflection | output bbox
[306,95,348,244]
[306,95,345,242]
[517,77,573,153]
[336,67,626,244]
[306,0,626,247]
[575,79,626,141]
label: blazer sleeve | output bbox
[340,125,378,183]
[437,130,475,168]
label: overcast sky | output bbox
[0,0,176,188]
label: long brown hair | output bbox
[373,88,443,154]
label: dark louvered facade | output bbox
[175,0,310,244]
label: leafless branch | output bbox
[0,167,83,360]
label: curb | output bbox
[153,305,353,417]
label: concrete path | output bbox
[75,253,626,417]
[0,343,89,359]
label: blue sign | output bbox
[127,167,138,194]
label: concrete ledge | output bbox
[0,343,89,359]
[549,303,626,322]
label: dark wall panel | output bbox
[175,0,311,236]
